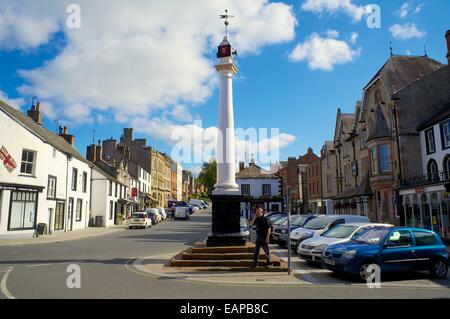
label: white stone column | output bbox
[213,56,240,196]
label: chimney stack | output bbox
[95,143,103,162]
[27,100,43,126]
[239,162,245,172]
[58,126,75,146]
[446,30,450,64]
[86,144,97,163]
[124,128,133,142]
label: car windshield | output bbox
[274,216,287,225]
[281,215,298,226]
[353,228,390,244]
[132,213,145,219]
[304,216,330,230]
[269,215,284,222]
[322,225,359,238]
[292,216,308,227]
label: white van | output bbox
[189,199,207,209]
[290,214,370,251]
[175,206,190,220]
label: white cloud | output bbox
[288,31,360,71]
[413,4,424,14]
[301,0,371,22]
[0,91,26,109]
[130,117,296,166]
[398,2,410,18]
[350,32,358,44]
[1,0,296,123]
[390,23,426,40]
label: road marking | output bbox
[0,268,15,299]
[26,263,52,268]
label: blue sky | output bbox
[0,0,449,175]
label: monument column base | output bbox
[207,194,246,247]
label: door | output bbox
[380,230,416,272]
[48,208,53,235]
[54,202,65,230]
[68,198,74,231]
[412,230,439,270]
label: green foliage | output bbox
[196,161,217,195]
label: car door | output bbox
[380,230,416,272]
[411,230,439,270]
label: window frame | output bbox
[20,149,36,176]
[47,175,57,199]
[413,230,437,246]
[7,191,38,231]
[370,147,378,175]
[241,184,250,196]
[378,144,391,173]
[82,172,88,193]
[262,184,271,196]
[425,128,436,154]
[440,119,450,150]
[71,168,78,191]
[75,198,83,222]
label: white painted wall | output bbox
[420,122,450,174]
[236,178,281,197]
[0,109,91,238]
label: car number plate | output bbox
[323,258,335,266]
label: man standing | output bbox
[249,207,273,268]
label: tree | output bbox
[196,161,217,195]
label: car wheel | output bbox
[358,262,378,282]
[430,259,448,279]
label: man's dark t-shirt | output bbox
[254,216,272,241]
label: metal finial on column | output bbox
[220,9,234,38]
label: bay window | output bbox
[378,144,391,173]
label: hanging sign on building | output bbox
[0,146,17,173]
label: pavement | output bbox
[0,225,126,246]
[0,209,449,299]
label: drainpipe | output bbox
[65,156,69,233]
[391,98,403,225]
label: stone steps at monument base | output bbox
[170,259,281,267]
[182,252,268,260]
[191,243,255,254]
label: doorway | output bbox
[68,198,74,231]
[54,202,65,230]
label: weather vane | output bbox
[219,9,234,38]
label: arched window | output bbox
[427,159,439,182]
[443,155,450,180]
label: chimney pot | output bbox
[63,126,68,135]
[239,162,245,172]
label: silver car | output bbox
[297,223,393,263]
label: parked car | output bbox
[298,223,392,263]
[290,214,370,252]
[157,207,167,220]
[272,215,299,243]
[277,214,318,247]
[266,212,286,222]
[146,210,159,225]
[240,217,251,241]
[322,227,449,281]
[177,201,194,215]
[191,205,200,213]
[268,215,288,242]
[147,208,161,223]
[128,212,152,229]
[190,199,208,209]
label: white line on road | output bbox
[25,263,52,268]
[0,268,15,299]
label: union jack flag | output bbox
[0,146,17,173]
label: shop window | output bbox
[8,191,37,230]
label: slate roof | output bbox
[236,163,280,179]
[363,55,443,96]
[0,99,92,166]
[367,104,390,142]
[417,106,450,131]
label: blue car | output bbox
[322,227,449,281]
